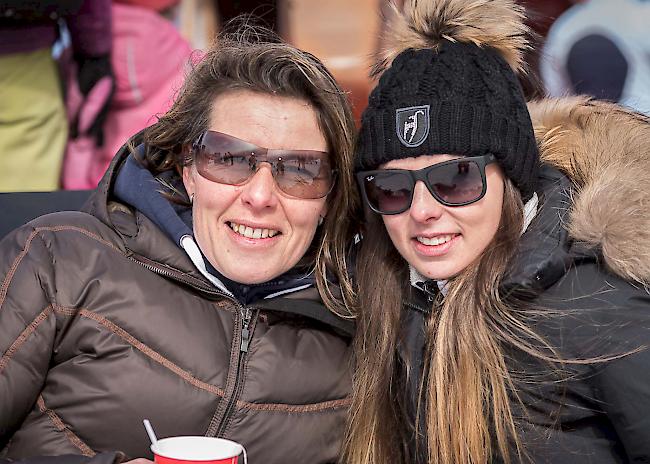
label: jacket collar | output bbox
[83,133,207,282]
[529,96,650,286]
[502,164,575,298]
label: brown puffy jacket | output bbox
[0,152,353,462]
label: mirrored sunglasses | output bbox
[357,154,496,215]
[189,130,336,199]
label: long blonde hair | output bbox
[342,0,556,459]
[344,179,562,463]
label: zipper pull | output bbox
[240,308,252,353]
[420,280,440,304]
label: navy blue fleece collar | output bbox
[114,153,193,245]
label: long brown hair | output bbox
[135,22,359,313]
[344,179,561,463]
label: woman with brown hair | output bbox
[344,0,650,463]
[0,24,357,463]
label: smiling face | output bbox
[182,90,329,284]
[380,154,505,280]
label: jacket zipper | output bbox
[128,251,256,437]
[126,253,227,298]
[214,306,254,437]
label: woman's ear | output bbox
[182,165,195,199]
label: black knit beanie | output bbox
[355,40,539,202]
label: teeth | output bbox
[229,222,280,239]
[416,234,455,246]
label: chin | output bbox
[414,263,460,282]
[245,276,273,285]
[227,271,271,285]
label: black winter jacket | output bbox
[402,97,650,463]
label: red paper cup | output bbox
[151,437,247,464]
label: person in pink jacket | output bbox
[63,0,192,190]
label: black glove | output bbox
[71,54,115,146]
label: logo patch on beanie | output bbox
[396,105,430,148]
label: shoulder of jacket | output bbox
[16,211,127,254]
[529,96,650,287]
[539,255,650,314]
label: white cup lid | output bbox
[151,436,243,461]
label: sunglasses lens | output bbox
[362,171,413,214]
[274,154,334,199]
[426,160,484,205]
[194,132,257,184]
[193,131,333,199]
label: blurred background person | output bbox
[0,0,112,192]
[0,0,392,193]
[541,0,650,114]
[62,0,192,189]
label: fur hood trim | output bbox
[528,96,650,285]
[373,0,531,77]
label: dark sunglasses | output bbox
[357,154,496,215]
[189,130,336,199]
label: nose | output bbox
[408,181,444,222]
[239,163,278,210]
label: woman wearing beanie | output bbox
[344,0,650,463]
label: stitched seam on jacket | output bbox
[214,300,235,312]
[74,308,228,398]
[37,395,95,457]
[69,308,351,413]
[0,226,122,312]
[0,305,54,375]
[1,299,348,415]
[235,396,351,413]
[0,229,42,312]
